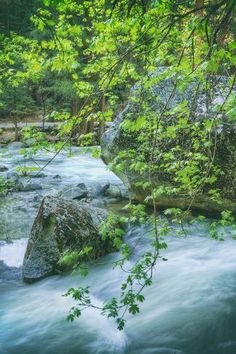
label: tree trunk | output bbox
[42,101,46,131]
[72,97,78,116]
[72,96,88,137]
[195,0,204,16]
[98,93,106,143]
[12,91,19,141]
[12,116,19,141]
[87,120,94,135]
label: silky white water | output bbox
[0,147,235,354]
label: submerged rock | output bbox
[7,141,26,150]
[27,172,47,178]
[53,174,62,179]
[101,183,129,200]
[6,171,19,183]
[4,172,43,193]
[101,72,236,213]
[0,165,8,172]
[24,138,37,147]
[21,183,43,192]
[22,196,112,282]
[0,261,22,281]
[59,183,89,200]
[6,171,23,191]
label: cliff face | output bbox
[101,72,236,213]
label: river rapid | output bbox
[0,146,236,354]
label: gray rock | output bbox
[6,171,20,183]
[7,141,26,150]
[22,196,112,282]
[101,183,122,198]
[90,199,106,208]
[100,183,110,194]
[24,138,37,147]
[0,165,8,172]
[15,182,24,192]
[101,71,236,213]
[101,183,129,200]
[27,172,47,178]
[33,195,42,203]
[77,182,88,191]
[53,174,62,179]
[6,171,23,191]
[60,183,89,200]
[0,261,22,281]
[21,183,43,192]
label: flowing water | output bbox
[0,147,236,354]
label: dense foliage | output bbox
[0,0,236,329]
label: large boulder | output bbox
[22,196,112,282]
[101,72,236,213]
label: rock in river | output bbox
[0,164,8,172]
[22,196,112,282]
[59,183,89,200]
[21,183,43,192]
[7,141,26,151]
[100,183,129,200]
[101,71,236,213]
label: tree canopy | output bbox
[0,0,235,330]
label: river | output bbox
[0,146,235,354]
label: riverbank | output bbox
[0,119,112,146]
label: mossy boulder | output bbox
[23,196,112,282]
[101,72,236,213]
